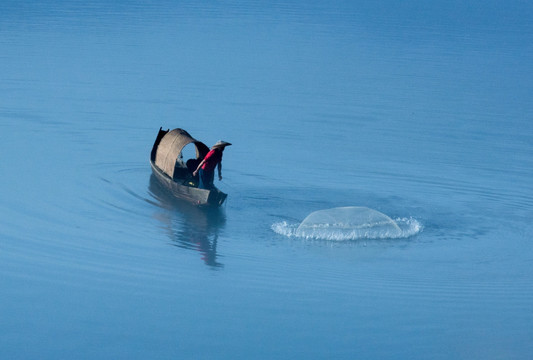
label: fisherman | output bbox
[193,140,232,189]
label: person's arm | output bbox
[193,150,215,176]
[217,161,222,181]
[192,159,205,176]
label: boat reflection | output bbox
[149,174,226,268]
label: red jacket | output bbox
[201,149,223,171]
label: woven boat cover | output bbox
[154,128,208,178]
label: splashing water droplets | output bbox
[272,207,422,241]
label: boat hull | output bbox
[150,161,227,207]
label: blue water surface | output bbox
[1,1,532,359]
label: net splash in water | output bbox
[272,207,422,240]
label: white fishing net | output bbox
[295,206,402,240]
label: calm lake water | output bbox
[1,1,533,359]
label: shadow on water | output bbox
[148,174,226,268]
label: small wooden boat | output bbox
[150,127,228,207]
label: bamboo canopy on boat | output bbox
[153,128,209,179]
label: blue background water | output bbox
[1,1,532,359]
